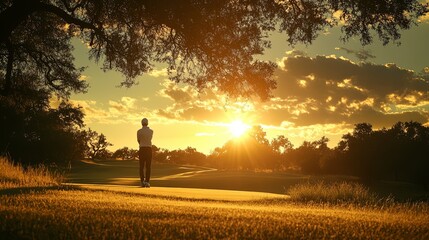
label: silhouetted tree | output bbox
[388,121,429,188]
[152,145,169,163]
[270,135,294,170]
[339,123,374,181]
[0,94,85,166]
[335,121,429,187]
[165,147,207,166]
[287,137,331,175]
[112,147,138,160]
[271,135,293,154]
[84,129,112,160]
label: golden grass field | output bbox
[1,157,429,239]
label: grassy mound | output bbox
[0,156,62,189]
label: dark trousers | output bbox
[139,147,152,182]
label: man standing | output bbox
[137,118,153,188]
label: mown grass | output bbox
[1,157,429,239]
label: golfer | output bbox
[137,118,153,187]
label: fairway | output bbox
[68,159,427,200]
[68,159,319,194]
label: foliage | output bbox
[336,121,429,187]
[83,128,112,160]
[1,0,427,99]
[109,145,207,165]
[270,135,293,154]
[166,147,207,165]
[112,147,138,160]
[284,121,429,188]
[287,137,331,174]
[0,156,62,189]
[0,93,86,166]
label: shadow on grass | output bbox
[0,185,82,196]
[1,182,288,205]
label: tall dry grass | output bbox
[1,186,428,239]
[0,156,63,189]
[287,181,378,204]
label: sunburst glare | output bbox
[228,120,250,138]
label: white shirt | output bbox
[137,126,153,148]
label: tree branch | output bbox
[36,3,100,33]
[1,40,14,95]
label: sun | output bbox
[228,120,250,138]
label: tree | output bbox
[287,137,331,175]
[164,147,207,165]
[112,147,138,160]
[248,125,269,145]
[84,129,112,160]
[152,145,169,163]
[0,97,85,166]
[1,0,427,99]
[334,121,429,187]
[271,135,293,154]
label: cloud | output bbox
[179,106,228,122]
[78,75,89,81]
[67,96,156,126]
[146,56,428,140]
[120,97,136,108]
[418,13,429,23]
[148,68,168,77]
[285,49,307,57]
[156,80,248,123]
[68,100,110,124]
[276,55,429,106]
[335,47,375,62]
[281,123,351,141]
[108,97,136,114]
[347,106,428,128]
[266,54,429,128]
[158,81,194,103]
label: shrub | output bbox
[287,181,377,204]
[0,156,63,189]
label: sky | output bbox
[68,13,429,154]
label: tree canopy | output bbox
[1,0,427,99]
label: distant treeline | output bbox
[109,122,429,188]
